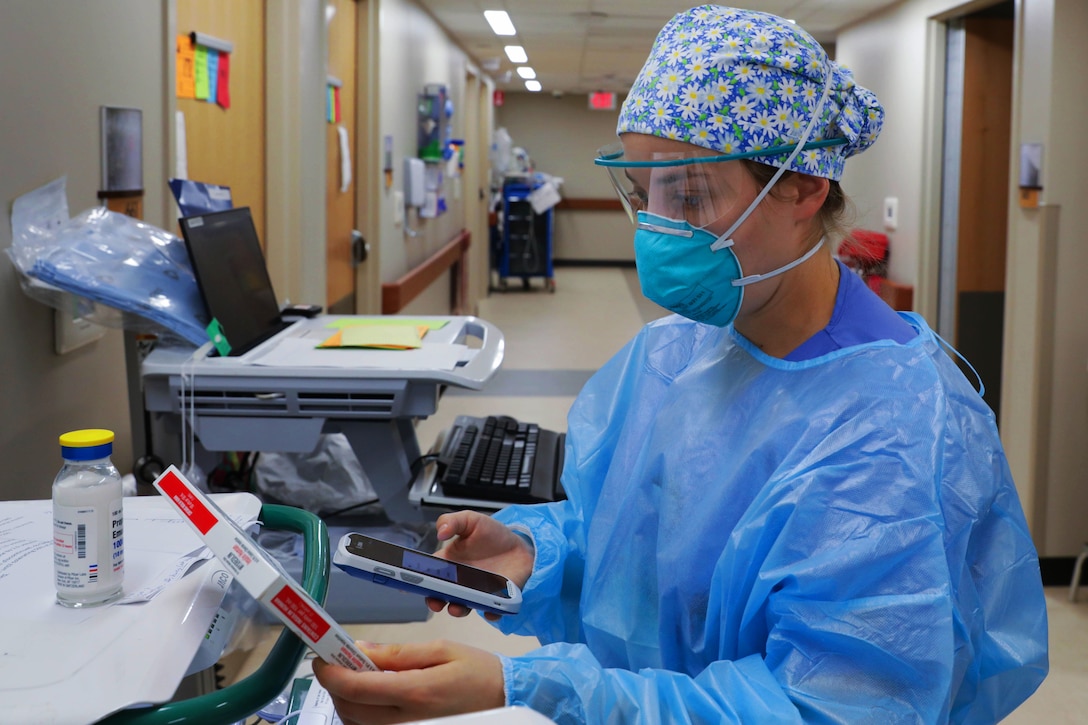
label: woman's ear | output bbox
[779,173,829,221]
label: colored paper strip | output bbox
[216,52,231,108]
[194,45,210,100]
[206,49,219,104]
[176,34,196,99]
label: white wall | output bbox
[376,0,475,312]
[0,2,166,497]
[835,4,945,284]
[837,0,1088,556]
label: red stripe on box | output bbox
[158,470,220,535]
[271,585,331,643]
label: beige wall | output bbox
[375,0,481,310]
[496,93,634,262]
[838,0,1088,556]
[1022,0,1088,556]
[0,2,167,497]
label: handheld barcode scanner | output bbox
[333,533,522,616]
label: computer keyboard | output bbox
[436,415,566,504]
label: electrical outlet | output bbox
[883,196,898,231]
[54,306,106,355]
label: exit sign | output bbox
[588,92,616,110]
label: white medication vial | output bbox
[52,429,124,607]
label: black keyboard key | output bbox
[529,430,563,503]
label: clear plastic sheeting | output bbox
[7,177,209,345]
[254,433,377,516]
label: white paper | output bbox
[299,679,344,725]
[0,494,261,724]
[175,110,188,179]
[529,181,562,214]
[337,125,352,193]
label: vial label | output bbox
[53,500,124,593]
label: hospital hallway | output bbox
[234,265,1087,723]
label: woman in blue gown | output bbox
[313,6,1048,723]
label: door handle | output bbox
[351,230,368,266]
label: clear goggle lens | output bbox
[594,136,848,228]
[595,142,749,229]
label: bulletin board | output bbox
[175,0,266,247]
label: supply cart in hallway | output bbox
[493,178,556,293]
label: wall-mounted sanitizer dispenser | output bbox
[404,157,426,207]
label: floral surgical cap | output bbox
[617,5,884,181]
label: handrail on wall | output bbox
[382,229,471,314]
[554,198,623,212]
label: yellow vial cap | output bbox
[59,429,116,448]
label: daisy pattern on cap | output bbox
[617,4,885,180]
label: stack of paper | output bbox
[317,318,448,350]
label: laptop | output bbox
[179,207,295,357]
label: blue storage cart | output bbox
[495,180,556,292]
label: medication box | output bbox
[152,465,377,672]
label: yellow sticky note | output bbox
[326,318,448,331]
[317,326,424,350]
[342,325,423,349]
[194,45,210,100]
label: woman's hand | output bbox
[427,510,535,620]
[312,640,505,725]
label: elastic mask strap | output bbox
[709,66,836,254]
[733,237,825,287]
[931,329,986,397]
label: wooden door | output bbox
[326,0,357,313]
[956,10,1013,420]
[175,0,266,244]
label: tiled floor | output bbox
[236,266,1083,721]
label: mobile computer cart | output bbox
[494,180,556,292]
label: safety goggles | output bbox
[594,137,847,228]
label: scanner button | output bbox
[400,572,424,584]
[375,567,397,577]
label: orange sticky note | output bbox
[176,34,196,99]
[318,330,344,348]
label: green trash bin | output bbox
[99,504,330,725]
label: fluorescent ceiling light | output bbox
[516,66,536,79]
[504,45,528,63]
[525,80,542,92]
[484,10,516,36]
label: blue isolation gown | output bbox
[491,312,1048,724]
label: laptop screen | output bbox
[179,207,289,356]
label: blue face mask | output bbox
[634,211,825,327]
